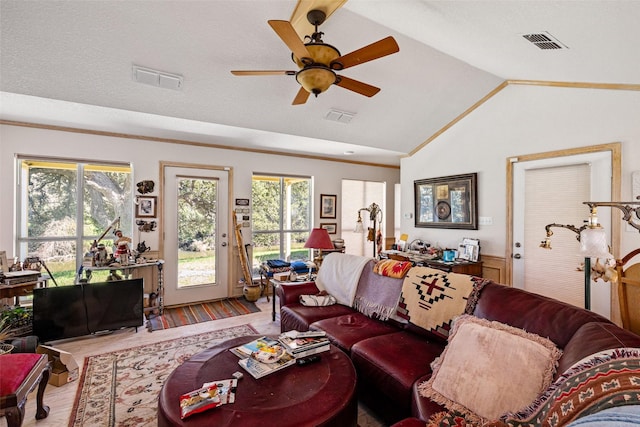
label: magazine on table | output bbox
[238,351,296,379]
[278,330,329,356]
[229,336,280,359]
[285,342,330,358]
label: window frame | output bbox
[15,156,132,283]
[251,174,312,266]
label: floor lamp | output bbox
[355,203,383,257]
[540,199,640,309]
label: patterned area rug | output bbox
[146,298,261,331]
[68,324,258,427]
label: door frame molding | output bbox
[505,142,621,286]
[159,161,234,294]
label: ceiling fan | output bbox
[231,1,399,105]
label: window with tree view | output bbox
[16,158,132,286]
[251,175,311,271]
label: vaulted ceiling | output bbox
[1,1,639,166]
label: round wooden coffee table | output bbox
[157,335,357,427]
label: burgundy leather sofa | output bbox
[277,273,640,425]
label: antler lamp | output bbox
[541,198,640,309]
[355,202,383,257]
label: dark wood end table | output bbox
[269,279,314,321]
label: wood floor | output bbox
[2,296,387,427]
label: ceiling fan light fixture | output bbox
[292,43,341,68]
[296,65,336,96]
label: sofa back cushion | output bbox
[557,322,640,376]
[353,259,405,322]
[472,282,612,348]
[396,267,486,341]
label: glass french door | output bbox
[163,165,229,306]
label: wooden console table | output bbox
[83,260,165,314]
[0,275,49,306]
[380,251,482,276]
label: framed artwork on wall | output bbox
[320,223,337,234]
[320,194,337,219]
[136,196,157,218]
[414,173,478,229]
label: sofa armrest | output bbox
[276,282,320,307]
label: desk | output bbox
[157,335,357,427]
[0,276,49,306]
[83,260,165,314]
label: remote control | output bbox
[296,355,321,366]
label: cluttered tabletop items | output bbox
[381,234,481,266]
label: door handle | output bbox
[513,253,522,259]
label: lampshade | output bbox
[579,227,614,259]
[304,228,334,250]
[296,65,337,96]
[354,212,364,233]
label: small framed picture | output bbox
[320,223,337,234]
[320,194,337,219]
[137,196,157,218]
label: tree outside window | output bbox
[251,175,311,270]
[16,158,132,285]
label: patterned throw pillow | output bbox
[418,315,562,424]
[373,259,412,278]
[500,347,640,426]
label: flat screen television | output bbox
[33,279,143,342]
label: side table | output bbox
[269,279,314,321]
[157,335,357,427]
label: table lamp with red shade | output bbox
[304,227,335,267]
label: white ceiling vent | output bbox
[521,32,568,50]
[133,65,183,90]
[324,109,355,124]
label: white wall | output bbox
[401,84,640,259]
[0,124,400,259]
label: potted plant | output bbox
[0,317,15,354]
[0,306,33,339]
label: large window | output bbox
[341,179,386,257]
[16,157,132,285]
[251,174,311,269]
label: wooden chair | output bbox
[615,248,640,335]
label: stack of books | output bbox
[278,330,330,358]
[230,332,331,379]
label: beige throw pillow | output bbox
[418,315,562,423]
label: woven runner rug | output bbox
[68,324,258,427]
[146,297,261,331]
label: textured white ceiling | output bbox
[1,0,638,166]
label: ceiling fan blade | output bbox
[290,0,348,39]
[231,70,296,76]
[268,20,311,62]
[335,75,380,97]
[332,36,399,70]
[292,87,310,105]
